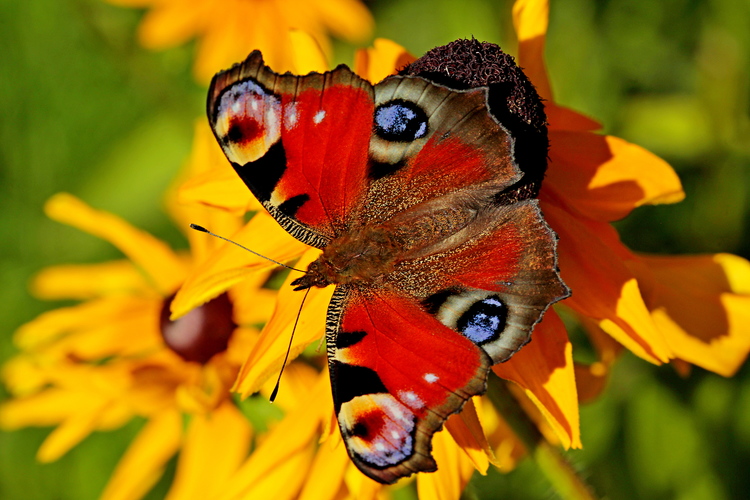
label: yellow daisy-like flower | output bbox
[512,0,750,378]
[0,129,301,500]
[104,0,374,82]
[170,0,750,496]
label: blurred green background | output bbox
[1,0,749,498]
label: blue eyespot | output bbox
[374,100,428,142]
[456,296,507,344]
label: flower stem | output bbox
[486,373,598,500]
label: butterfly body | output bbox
[208,47,569,484]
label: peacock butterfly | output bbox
[206,39,569,484]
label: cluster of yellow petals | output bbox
[170,2,750,497]
[104,0,374,81]
[3,0,750,499]
[1,166,276,500]
[513,0,750,377]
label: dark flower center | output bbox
[159,292,237,364]
[399,39,549,200]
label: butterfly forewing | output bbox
[358,76,523,226]
[208,51,375,247]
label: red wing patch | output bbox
[391,200,569,364]
[208,52,375,246]
[327,286,491,484]
[274,85,374,233]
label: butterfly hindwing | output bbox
[327,285,491,484]
[326,200,567,484]
[393,198,569,363]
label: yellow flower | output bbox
[104,0,374,82]
[0,127,290,500]
[512,0,750,380]
[171,0,750,495]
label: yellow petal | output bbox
[233,249,332,397]
[545,131,685,221]
[46,306,162,362]
[343,463,386,499]
[513,0,552,101]
[417,428,476,500]
[44,193,186,295]
[170,212,308,319]
[169,122,261,244]
[298,431,350,500]
[547,104,602,132]
[480,398,526,470]
[634,253,750,376]
[166,403,252,500]
[100,410,183,500]
[227,275,279,327]
[122,360,185,416]
[315,0,374,43]
[191,8,244,82]
[163,125,251,266]
[1,355,53,396]
[177,167,259,217]
[572,315,623,403]
[320,406,339,445]
[543,204,672,363]
[31,261,151,300]
[14,296,160,352]
[217,373,329,500]
[137,1,211,49]
[228,444,316,500]
[354,38,416,83]
[244,1,302,74]
[0,388,99,430]
[259,362,321,413]
[37,398,112,462]
[445,399,494,473]
[289,29,329,73]
[493,310,581,448]
[3,370,132,461]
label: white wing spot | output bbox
[283,103,299,129]
[374,442,387,452]
[424,373,439,383]
[391,430,401,439]
[398,390,425,409]
[313,110,326,124]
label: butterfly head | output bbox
[291,226,403,291]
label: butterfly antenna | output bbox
[269,287,311,402]
[189,224,305,273]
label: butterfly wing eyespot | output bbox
[207,47,568,484]
[373,99,429,142]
